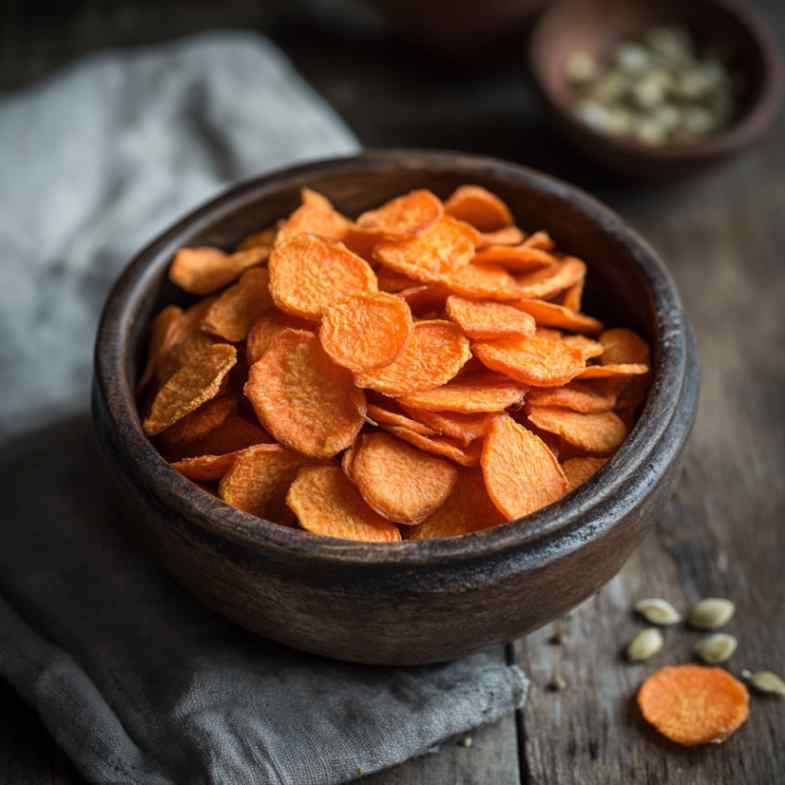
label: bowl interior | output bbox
[532,0,777,154]
[102,151,687,564]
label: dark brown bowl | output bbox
[530,0,784,177]
[92,150,699,665]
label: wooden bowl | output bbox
[530,0,784,176]
[92,150,699,665]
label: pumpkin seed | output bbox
[634,598,682,626]
[742,670,785,697]
[694,633,737,664]
[688,598,735,629]
[627,628,663,662]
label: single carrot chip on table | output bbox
[577,363,649,379]
[397,372,527,413]
[474,334,585,387]
[347,431,458,524]
[381,425,482,467]
[169,246,268,295]
[218,443,314,518]
[445,296,536,340]
[244,329,366,458]
[143,343,237,436]
[562,456,608,491]
[374,216,475,283]
[400,407,492,446]
[472,244,555,273]
[355,189,443,240]
[526,406,627,456]
[275,188,350,245]
[201,267,274,342]
[237,224,277,252]
[515,256,586,300]
[246,311,313,365]
[481,414,568,521]
[268,233,377,321]
[138,305,183,391]
[440,262,522,301]
[365,403,436,436]
[526,380,618,413]
[514,298,604,334]
[171,450,246,482]
[319,292,413,373]
[638,665,749,747]
[444,185,513,232]
[407,470,505,539]
[287,465,401,542]
[354,320,471,396]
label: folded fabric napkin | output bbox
[0,34,527,785]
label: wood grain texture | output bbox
[3,0,785,783]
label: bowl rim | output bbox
[94,149,691,567]
[529,0,785,164]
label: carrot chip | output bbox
[401,407,492,446]
[347,431,458,524]
[561,278,584,312]
[473,225,526,249]
[144,343,237,436]
[472,244,555,273]
[171,450,245,482]
[246,311,313,365]
[397,284,451,315]
[397,372,527,413]
[599,327,651,366]
[407,470,505,539]
[268,233,377,320]
[245,329,365,458]
[237,224,277,252]
[381,426,482,467]
[526,406,627,455]
[562,456,608,491]
[157,395,237,456]
[440,262,522,301]
[481,414,568,521]
[638,665,749,747]
[562,334,604,360]
[275,188,350,245]
[516,256,586,300]
[287,465,401,542]
[218,443,313,517]
[319,292,413,372]
[138,305,183,391]
[355,189,443,240]
[365,403,435,436]
[377,271,419,292]
[445,296,536,340]
[514,298,604,334]
[169,246,268,295]
[523,230,555,251]
[177,414,270,459]
[354,320,471,396]
[526,380,618,413]
[201,268,274,342]
[444,185,513,232]
[578,363,649,380]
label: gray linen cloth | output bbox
[0,34,528,785]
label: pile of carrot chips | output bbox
[138,185,652,541]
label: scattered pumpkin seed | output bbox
[742,670,785,697]
[634,598,682,626]
[627,628,664,662]
[694,633,737,664]
[688,598,735,629]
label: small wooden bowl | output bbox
[92,151,699,665]
[530,0,784,176]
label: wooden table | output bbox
[2,2,784,782]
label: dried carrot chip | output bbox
[237,224,277,252]
[523,231,555,251]
[366,403,435,436]
[516,257,586,300]
[268,234,377,321]
[374,216,475,283]
[638,665,749,747]
[169,246,268,295]
[440,263,522,301]
[144,343,237,436]
[514,298,603,334]
[526,406,627,455]
[157,395,237,455]
[319,292,413,372]
[275,189,350,245]
[287,465,401,542]
[377,271,418,292]
[561,278,584,312]
[481,414,568,521]
[381,426,482,467]
[397,285,450,315]
[578,363,649,379]
[246,311,313,365]
[355,189,443,240]
[407,470,505,539]
[526,380,618,413]
[354,320,471,396]
[138,305,183,391]
[201,268,274,342]
[400,406,492,445]
[348,431,458,524]
[445,296,536,340]
[176,414,270,459]
[474,226,526,249]
[562,334,604,360]
[474,334,585,387]
[218,443,313,518]
[562,456,608,491]
[397,372,526,413]
[599,328,651,365]
[444,185,513,232]
[473,244,555,272]
[245,329,366,458]
[170,451,244,481]
[156,331,217,387]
